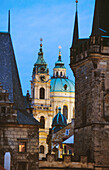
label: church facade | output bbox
[31,42,75,159]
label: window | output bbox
[1,107,6,113]
[40,67,45,72]
[18,142,26,153]
[40,88,45,99]
[60,72,62,77]
[65,129,69,136]
[4,152,11,170]
[0,95,2,100]
[33,88,34,99]
[63,145,66,154]
[40,116,45,129]
[56,72,58,77]
[7,108,10,113]
[69,149,72,155]
[40,145,44,154]
[56,106,58,114]
[63,105,68,119]
[64,84,67,90]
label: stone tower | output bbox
[70,0,109,167]
[31,40,53,159]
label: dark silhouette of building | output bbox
[0,11,39,170]
[70,0,109,168]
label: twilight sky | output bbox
[0,0,95,95]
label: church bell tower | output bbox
[31,39,53,159]
[70,0,109,167]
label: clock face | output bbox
[40,75,45,82]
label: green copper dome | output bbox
[50,78,75,92]
[52,107,67,133]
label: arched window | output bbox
[40,145,44,154]
[33,88,34,99]
[60,72,62,77]
[4,152,11,170]
[63,105,68,119]
[40,88,45,99]
[56,72,58,77]
[56,106,58,114]
[40,116,45,129]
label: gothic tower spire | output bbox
[72,0,79,47]
[8,10,10,34]
[92,0,109,36]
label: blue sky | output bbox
[0,0,95,95]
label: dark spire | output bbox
[72,0,79,47]
[8,10,10,34]
[92,0,109,36]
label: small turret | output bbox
[53,46,66,78]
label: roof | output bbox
[0,33,25,110]
[50,77,75,92]
[72,10,79,47]
[54,60,65,69]
[52,107,67,127]
[92,0,109,36]
[17,110,39,125]
[63,135,74,144]
[0,32,39,125]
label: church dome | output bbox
[50,46,75,93]
[52,107,67,127]
[50,78,75,92]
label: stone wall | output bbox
[39,154,94,170]
[0,124,39,170]
[71,52,109,167]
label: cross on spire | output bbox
[58,46,62,61]
[40,38,43,47]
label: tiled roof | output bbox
[0,33,25,110]
[0,32,39,125]
[17,110,40,125]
